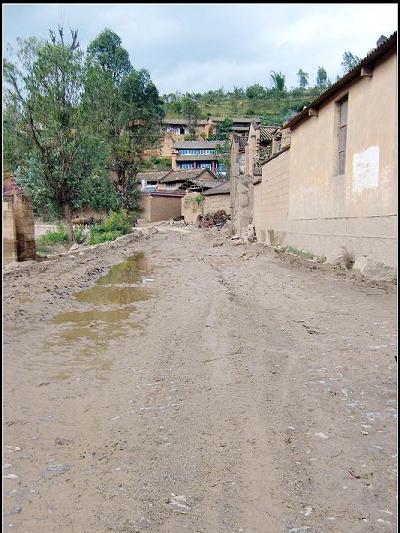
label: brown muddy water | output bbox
[44,252,155,373]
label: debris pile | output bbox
[197,210,230,229]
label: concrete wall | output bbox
[254,148,290,245]
[286,52,397,266]
[204,194,231,215]
[3,200,17,265]
[140,194,182,222]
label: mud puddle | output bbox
[44,253,155,378]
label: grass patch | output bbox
[285,246,315,260]
[88,210,136,245]
[38,226,69,246]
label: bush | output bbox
[88,210,136,245]
[38,225,69,245]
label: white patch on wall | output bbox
[352,146,380,193]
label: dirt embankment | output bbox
[3,225,397,533]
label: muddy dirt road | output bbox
[3,225,397,533]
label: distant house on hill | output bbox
[171,140,227,175]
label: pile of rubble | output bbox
[196,210,230,229]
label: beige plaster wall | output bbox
[285,52,397,266]
[254,149,290,245]
[140,195,182,222]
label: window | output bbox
[338,96,348,175]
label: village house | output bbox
[139,168,221,223]
[252,32,397,274]
[158,117,213,157]
[155,116,263,160]
[136,171,171,192]
[157,168,220,192]
[210,116,263,137]
[171,140,227,175]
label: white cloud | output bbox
[4,4,398,93]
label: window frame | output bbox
[336,94,348,175]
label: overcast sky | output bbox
[3,3,398,94]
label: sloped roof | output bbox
[160,168,217,183]
[210,116,261,124]
[137,171,171,182]
[284,32,397,129]
[186,178,222,189]
[163,118,208,126]
[260,126,278,142]
[172,140,224,149]
[203,181,230,196]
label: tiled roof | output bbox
[203,181,230,196]
[260,126,278,142]
[172,140,224,149]
[210,116,261,124]
[163,118,208,126]
[136,171,171,182]
[160,168,217,183]
[284,32,397,129]
[187,178,222,189]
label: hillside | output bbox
[162,86,325,126]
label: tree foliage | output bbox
[341,51,361,73]
[316,66,328,88]
[4,26,163,237]
[270,71,286,92]
[297,68,309,88]
[4,27,107,238]
[86,28,131,82]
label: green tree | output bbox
[270,71,286,92]
[245,84,266,99]
[341,51,361,73]
[86,28,131,82]
[181,96,200,133]
[297,68,309,88]
[316,66,328,88]
[4,28,108,239]
[109,69,164,208]
[84,31,164,209]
